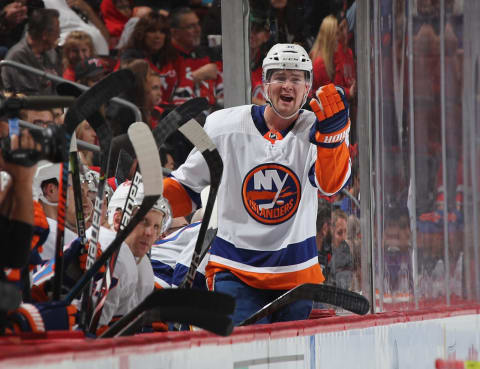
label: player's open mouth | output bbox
[280,95,294,102]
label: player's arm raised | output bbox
[309,83,351,196]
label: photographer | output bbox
[0,122,40,271]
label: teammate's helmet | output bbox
[133,183,172,234]
[262,43,313,87]
[107,180,172,234]
[32,161,61,205]
[107,180,130,226]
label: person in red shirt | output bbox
[62,30,95,82]
[334,14,356,101]
[120,11,178,104]
[100,0,133,49]
[169,7,221,106]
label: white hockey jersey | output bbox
[150,222,208,289]
[85,227,155,326]
[40,217,78,261]
[164,105,350,291]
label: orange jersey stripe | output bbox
[163,177,193,218]
[206,262,324,291]
[315,142,351,194]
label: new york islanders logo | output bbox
[242,163,301,225]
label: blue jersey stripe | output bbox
[151,259,174,285]
[209,236,318,268]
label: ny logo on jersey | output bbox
[242,163,301,225]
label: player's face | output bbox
[266,70,309,117]
[65,177,93,230]
[127,210,164,259]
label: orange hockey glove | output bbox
[309,84,350,148]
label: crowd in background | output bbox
[0,0,362,333]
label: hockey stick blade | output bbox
[152,97,208,146]
[100,288,235,338]
[148,307,233,337]
[63,69,135,134]
[238,283,370,326]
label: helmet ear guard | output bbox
[262,43,313,119]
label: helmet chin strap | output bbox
[264,84,310,121]
[39,195,58,207]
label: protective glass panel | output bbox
[367,0,479,311]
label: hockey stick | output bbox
[238,283,370,326]
[64,100,207,304]
[68,133,88,256]
[177,119,223,289]
[56,80,128,331]
[64,122,162,306]
[53,69,135,300]
[100,288,235,338]
[87,127,159,334]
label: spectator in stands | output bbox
[74,57,108,86]
[116,5,152,50]
[334,12,356,101]
[327,209,353,290]
[0,0,28,58]
[316,201,332,278]
[121,11,178,104]
[75,120,98,166]
[42,0,110,55]
[250,0,308,49]
[170,7,221,106]
[106,59,153,136]
[100,0,132,49]
[309,15,338,93]
[1,8,62,95]
[0,0,47,54]
[62,30,95,81]
[249,12,272,105]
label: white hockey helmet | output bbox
[262,43,313,86]
[32,161,61,205]
[262,43,313,119]
[107,180,172,234]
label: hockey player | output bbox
[33,161,93,261]
[163,43,351,324]
[96,180,171,329]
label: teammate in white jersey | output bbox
[96,180,171,329]
[163,43,352,324]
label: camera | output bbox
[0,123,66,166]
